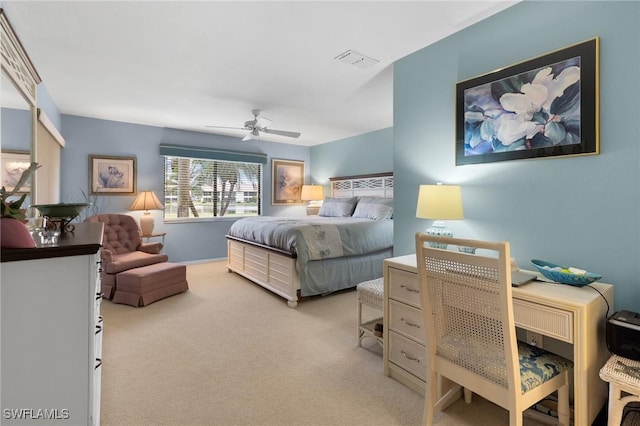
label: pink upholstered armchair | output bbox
[85,214,168,299]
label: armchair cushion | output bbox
[105,251,169,274]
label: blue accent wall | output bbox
[310,127,393,184]
[59,114,310,262]
[394,1,640,311]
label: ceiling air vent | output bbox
[334,50,379,69]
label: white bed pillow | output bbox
[318,197,357,217]
[352,196,393,220]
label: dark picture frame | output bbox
[1,150,31,193]
[90,155,136,195]
[272,159,304,205]
[456,38,599,165]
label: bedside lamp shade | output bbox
[130,190,164,236]
[300,184,324,215]
[301,185,324,201]
[416,184,463,248]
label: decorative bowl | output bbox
[32,203,89,219]
[530,259,601,287]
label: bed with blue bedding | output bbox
[226,173,394,307]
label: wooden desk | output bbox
[383,254,613,426]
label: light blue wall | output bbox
[1,108,30,151]
[394,1,640,311]
[36,83,61,130]
[309,127,393,184]
[59,114,310,262]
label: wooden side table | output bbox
[600,354,640,425]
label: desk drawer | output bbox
[513,298,573,343]
[388,268,421,308]
[389,331,427,381]
[389,299,425,344]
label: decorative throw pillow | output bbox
[318,197,357,217]
[352,196,393,220]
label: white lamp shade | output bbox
[415,184,464,220]
[129,191,164,211]
[300,185,324,201]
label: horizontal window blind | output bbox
[163,155,261,220]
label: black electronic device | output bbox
[607,310,640,361]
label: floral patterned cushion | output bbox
[436,335,573,394]
[518,342,573,393]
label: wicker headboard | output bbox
[329,172,393,198]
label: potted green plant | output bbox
[1,162,40,248]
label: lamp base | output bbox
[426,220,452,249]
[139,212,155,237]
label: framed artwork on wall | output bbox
[456,37,599,165]
[90,155,136,195]
[272,159,304,205]
[1,150,31,193]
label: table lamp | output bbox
[416,183,463,249]
[300,184,324,215]
[130,190,164,236]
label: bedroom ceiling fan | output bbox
[206,109,301,141]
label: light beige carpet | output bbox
[99,260,554,426]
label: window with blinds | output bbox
[163,156,261,220]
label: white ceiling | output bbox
[1,1,517,146]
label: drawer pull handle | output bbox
[400,284,419,293]
[401,318,420,328]
[401,350,420,363]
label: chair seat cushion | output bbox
[518,342,573,393]
[105,251,168,274]
[437,335,573,394]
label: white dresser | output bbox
[1,223,104,425]
[383,254,614,426]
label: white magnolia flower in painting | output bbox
[495,66,580,145]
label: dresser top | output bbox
[1,222,104,262]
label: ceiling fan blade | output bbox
[261,128,301,138]
[205,125,247,130]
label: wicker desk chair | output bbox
[415,234,573,426]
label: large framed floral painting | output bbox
[456,38,599,165]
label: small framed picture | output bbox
[1,150,31,193]
[90,155,136,195]
[272,159,304,205]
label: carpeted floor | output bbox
[98,260,572,425]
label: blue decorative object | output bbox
[530,259,601,287]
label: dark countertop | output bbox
[0,222,104,262]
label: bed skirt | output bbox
[227,237,392,308]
